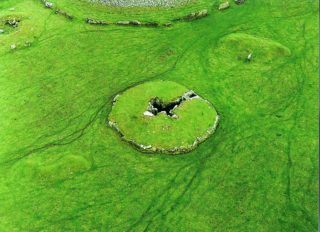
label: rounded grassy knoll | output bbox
[108,81,219,154]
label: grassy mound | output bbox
[108,81,219,153]
[212,33,291,65]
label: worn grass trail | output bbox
[0,0,318,231]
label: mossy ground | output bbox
[108,80,218,152]
[0,0,318,231]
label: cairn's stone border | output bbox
[108,89,219,155]
[41,0,74,20]
[85,18,172,27]
[173,9,208,21]
[85,9,208,27]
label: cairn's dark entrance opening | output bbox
[145,91,198,117]
[149,97,182,116]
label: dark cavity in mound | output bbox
[146,91,198,117]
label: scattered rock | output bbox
[218,2,230,10]
[163,22,172,27]
[24,41,32,47]
[235,0,245,4]
[10,44,16,50]
[55,9,74,20]
[86,18,110,25]
[247,52,253,62]
[116,21,130,26]
[113,94,120,103]
[5,18,20,28]
[144,21,159,27]
[195,9,209,18]
[129,20,142,26]
[140,144,152,150]
[182,90,199,100]
[144,111,154,117]
[45,1,53,8]
[174,9,208,21]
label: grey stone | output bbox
[45,1,53,8]
[198,9,208,17]
[6,19,19,28]
[129,20,142,26]
[116,21,130,25]
[218,2,230,10]
[144,21,159,27]
[235,0,245,4]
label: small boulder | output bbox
[0,29,4,34]
[5,18,19,28]
[171,114,178,119]
[181,9,208,21]
[235,0,245,4]
[163,22,172,27]
[218,2,230,10]
[10,44,16,50]
[144,22,159,27]
[86,18,96,24]
[182,90,198,100]
[116,21,130,26]
[86,18,109,25]
[25,41,32,47]
[143,111,154,117]
[198,9,208,17]
[45,1,53,8]
[129,20,141,26]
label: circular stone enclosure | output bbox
[108,81,219,154]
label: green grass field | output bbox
[0,0,318,231]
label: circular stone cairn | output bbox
[108,81,219,154]
[89,0,191,7]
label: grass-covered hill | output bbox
[0,0,318,231]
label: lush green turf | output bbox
[108,80,218,152]
[0,0,318,231]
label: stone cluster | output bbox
[86,18,111,25]
[116,20,160,27]
[218,2,230,11]
[5,18,20,28]
[174,9,208,21]
[85,19,161,27]
[55,9,74,20]
[235,0,245,4]
[41,0,74,20]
